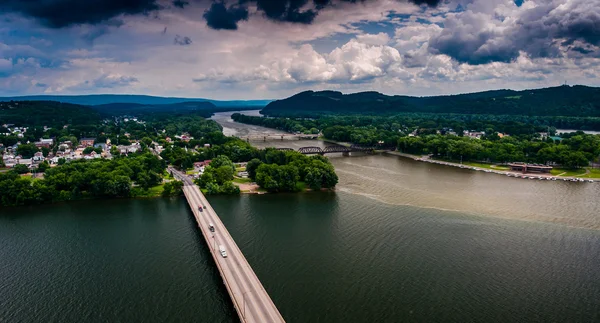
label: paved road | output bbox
[169,167,285,323]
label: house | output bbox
[40,138,54,145]
[204,143,211,148]
[464,130,485,139]
[35,138,53,148]
[18,158,33,166]
[4,158,17,168]
[195,160,212,168]
[175,134,194,142]
[80,138,96,147]
[33,151,44,162]
[94,143,107,151]
[118,143,140,155]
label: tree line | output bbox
[397,132,600,168]
[0,154,170,207]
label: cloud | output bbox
[0,58,12,76]
[174,35,193,45]
[194,39,405,84]
[92,74,139,88]
[0,0,161,28]
[429,0,600,64]
[355,32,390,46]
[201,0,443,30]
[0,0,443,31]
[203,2,249,30]
[172,0,189,9]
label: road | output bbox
[169,167,285,323]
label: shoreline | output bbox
[384,151,598,183]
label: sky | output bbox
[0,0,598,100]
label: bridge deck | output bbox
[170,167,285,323]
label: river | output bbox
[1,111,599,322]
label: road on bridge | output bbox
[169,167,285,323]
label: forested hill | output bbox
[261,85,600,117]
[92,101,218,118]
[0,101,100,128]
[0,94,271,107]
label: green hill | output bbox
[261,85,600,117]
[0,94,271,107]
[0,101,100,128]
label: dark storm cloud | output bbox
[0,0,161,28]
[172,0,190,9]
[174,34,193,45]
[1,0,442,30]
[429,0,600,65]
[202,0,442,30]
[203,2,249,30]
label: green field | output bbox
[131,184,164,198]
[462,161,510,170]
[433,158,509,170]
[578,168,600,179]
[550,168,588,177]
[233,177,252,184]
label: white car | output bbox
[219,245,228,258]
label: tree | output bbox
[214,165,234,184]
[13,164,29,174]
[83,147,94,154]
[220,181,240,194]
[17,143,38,159]
[141,137,153,146]
[162,180,183,196]
[58,158,66,165]
[37,161,50,173]
[210,155,236,173]
[41,147,50,157]
[246,158,262,180]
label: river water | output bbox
[1,112,599,322]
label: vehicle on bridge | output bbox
[198,206,203,212]
[209,223,215,232]
[219,245,228,258]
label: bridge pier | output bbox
[342,152,350,157]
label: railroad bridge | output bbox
[276,144,376,155]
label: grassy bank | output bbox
[550,168,588,177]
[233,177,252,184]
[131,184,165,198]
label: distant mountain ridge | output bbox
[261,85,600,117]
[0,94,272,107]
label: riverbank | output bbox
[384,151,598,183]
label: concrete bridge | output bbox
[169,167,285,323]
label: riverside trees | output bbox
[397,132,600,168]
[252,149,338,193]
[0,154,166,206]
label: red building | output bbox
[80,138,96,147]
